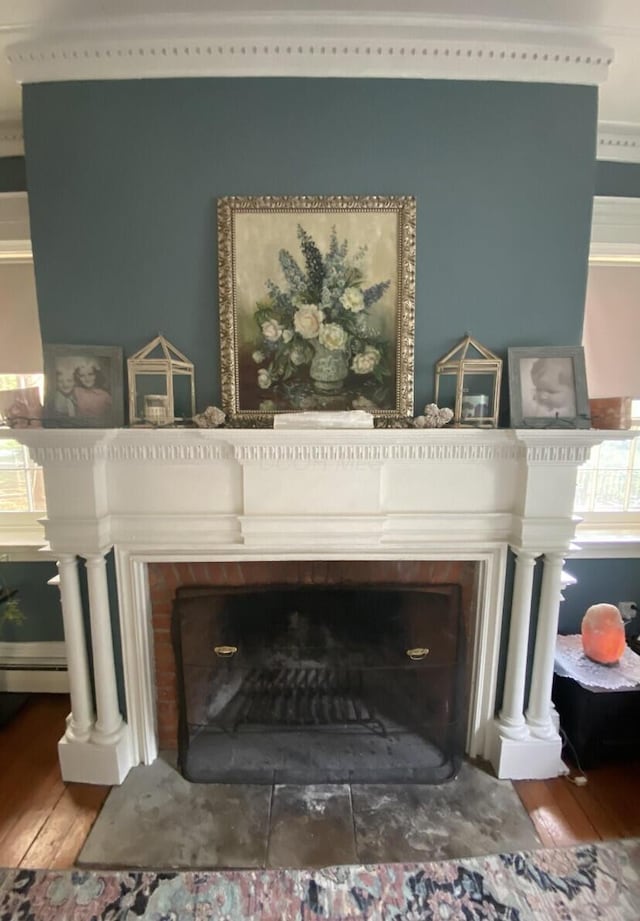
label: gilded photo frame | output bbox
[217,195,416,425]
[508,346,590,429]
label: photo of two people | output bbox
[43,345,123,427]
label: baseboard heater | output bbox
[0,641,69,693]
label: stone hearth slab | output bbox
[267,784,358,868]
[78,758,541,870]
[77,758,271,869]
[351,762,540,863]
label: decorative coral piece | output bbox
[581,603,626,666]
[193,406,226,428]
[413,404,454,428]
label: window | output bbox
[0,374,46,516]
[575,400,640,532]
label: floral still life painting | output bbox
[218,196,416,424]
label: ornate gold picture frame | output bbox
[217,195,416,425]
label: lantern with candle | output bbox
[434,334,502,427]
[127,334,195,426]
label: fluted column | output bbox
[499,549,538,739]
[56,555,94,742]
[85,554,124,744]
[526,551,566,738]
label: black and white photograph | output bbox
[508,346,590,429]
[43,344,124,427]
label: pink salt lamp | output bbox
[581,603,626,665]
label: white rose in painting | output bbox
[318,322,347,351]
[261,319,283,342]
[294,304,324,339]
[282,329,294,343]
[257,369,272,389]
[351,347,381,375]
[252,350,265,363]
[340,286,365,313]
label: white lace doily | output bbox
[554,634,640,690]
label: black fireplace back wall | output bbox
[172,584,467,784]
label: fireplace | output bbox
[18,426,603,784]
[171,575,467,784]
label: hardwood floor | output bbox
[0,694,638,870]
[0,694,109,869]
[514,763,640,849]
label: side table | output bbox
[552,673,640,769]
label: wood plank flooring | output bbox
[0,694,638,870]
[0,694,109,869]
[514,765,640,848]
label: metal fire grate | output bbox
[203,666,387,735]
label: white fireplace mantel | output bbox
[17,426,602,784]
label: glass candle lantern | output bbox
[128,334,195,425]
[434,334,502,428]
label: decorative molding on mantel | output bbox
[19,429,115,466]
[6,13,612,88]
[16,427,609,468]
[18,428,528,466]
[0,119,24,157]
[513,430,603,466]
[597,122,640,164]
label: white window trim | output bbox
[0,193,46,551]
[573,200,640,550]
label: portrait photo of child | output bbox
[43,344,124,428]
[508,346,590,429]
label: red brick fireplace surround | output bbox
[149,559,478,750]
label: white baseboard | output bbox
[0,641,68,693]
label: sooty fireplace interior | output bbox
[172,583,466,784]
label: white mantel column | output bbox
[84,554,125,743]
[57,550,133,785]
[489,545,571,779]
[56,554,93,743]
[526,551,566,739]
[498,549,537,739]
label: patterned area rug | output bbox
[1,838,639,920]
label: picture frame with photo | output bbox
[507,346,590,429]
[43,344,124,428]
[217,194,416,425]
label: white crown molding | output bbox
[6,12,612,87]
[590,195,640,264]
[0,119,24,157]
[597,122,640,164]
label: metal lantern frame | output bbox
[434,334,502,428]
[127,334,195,425]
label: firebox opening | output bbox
[172,583,467,784]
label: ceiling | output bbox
[1,1,639,129]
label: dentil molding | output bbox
[6,12,612,87]
[597,122,640,164]
[15,428,606,467]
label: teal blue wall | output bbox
[595,161,640,198]
[0,562,63,642]
[559,559,640,635]
[23,78,597,417]
[0,156,26,192]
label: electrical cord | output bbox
[559,726,589,786]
